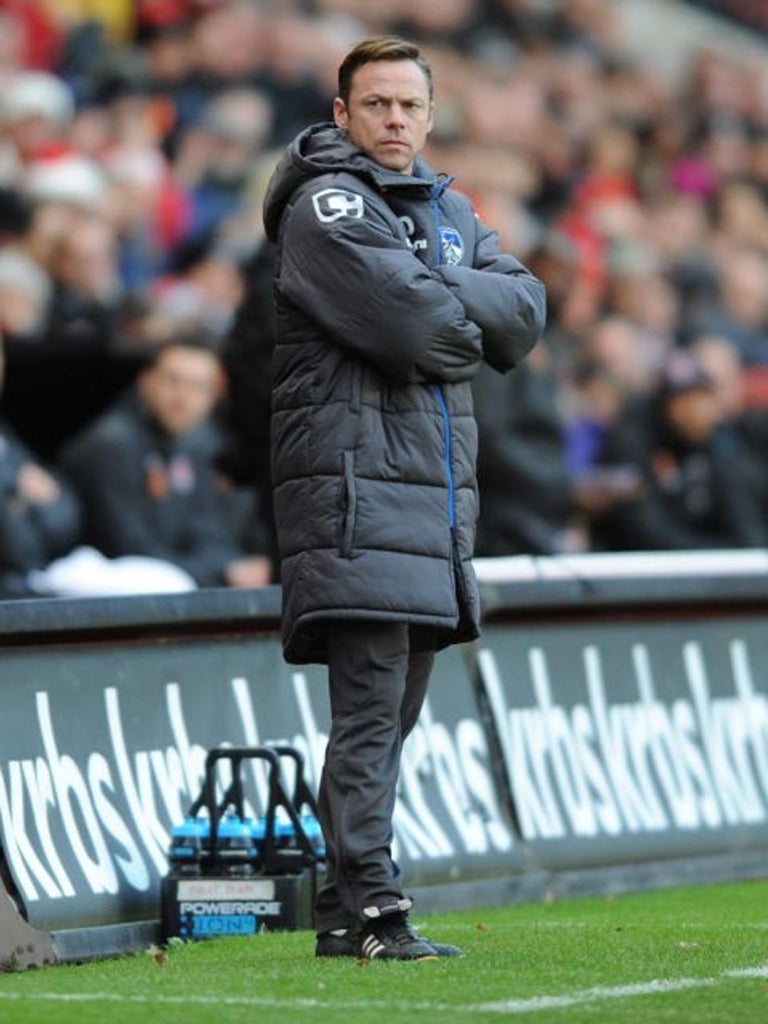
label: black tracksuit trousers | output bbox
[314,620,435,934]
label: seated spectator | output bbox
[685,247,768,366]
[473,351,579,556]
[731,406,768,527]
[1,207,144,459]
[582,315,660,397]
[564,358,629,476]
[0,246,51,341]
[217,236,277,567]
[171,86,274,247]
[0,330,82,597]
[691,332,768,530]
[590,348,767,552]
[142,237,245,347]
[472,347,640,558]
[58,335,272,588]
[0,69,75,175]
[43,211,122,349]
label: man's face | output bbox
[665,388,721,445]
[333,59,434,175]
[140,347,223,437]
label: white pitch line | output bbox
[470,965,768,1014]
[726,966,768,978]
[0,964,765,1016]
[472,976,712,1013]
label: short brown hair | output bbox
[337,37,433,106]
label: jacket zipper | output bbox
[430,180,456,532]
[433,384,455,530]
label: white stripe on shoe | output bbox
[361,934,386,959]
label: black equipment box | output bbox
[161,870,315,938]
[160,745,323,941]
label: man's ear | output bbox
[333,97,348,130]
[137,367,152,402]
[213,364,227,403]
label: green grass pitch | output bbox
[0,880,766,1023]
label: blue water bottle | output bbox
[248,816,266,868]
[216,812,258,875]
[168,817,210,876]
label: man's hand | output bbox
[572,466,645,515]
[16,463,62,505]
[224,555,273,588]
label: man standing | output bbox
[263,37,545,961]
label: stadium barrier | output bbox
[2,550,768,966]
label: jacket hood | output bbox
[263,122,439,241]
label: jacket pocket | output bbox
[338,449,357,558]
[350,364,362,413]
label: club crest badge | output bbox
[312,188,364,223]
[439,226,464,265]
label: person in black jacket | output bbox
[472,348,642,558]
[473,352,580,556]
[0,330,82,596]
[590,348,766,551]
[58,336,273,588]
[218,238,279,568]
[263,37,545,961]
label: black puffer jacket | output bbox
[263,124,545,664]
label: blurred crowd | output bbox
[689,0,768,33]
[1,0,768,597]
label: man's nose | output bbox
[386,102,406,125]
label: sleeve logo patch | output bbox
[311,188,364,223]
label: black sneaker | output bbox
[316,922,463,959]
[427,940,462,957]
[399,919,463,958]
[358,912,438,961]
[315,928,356,958]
